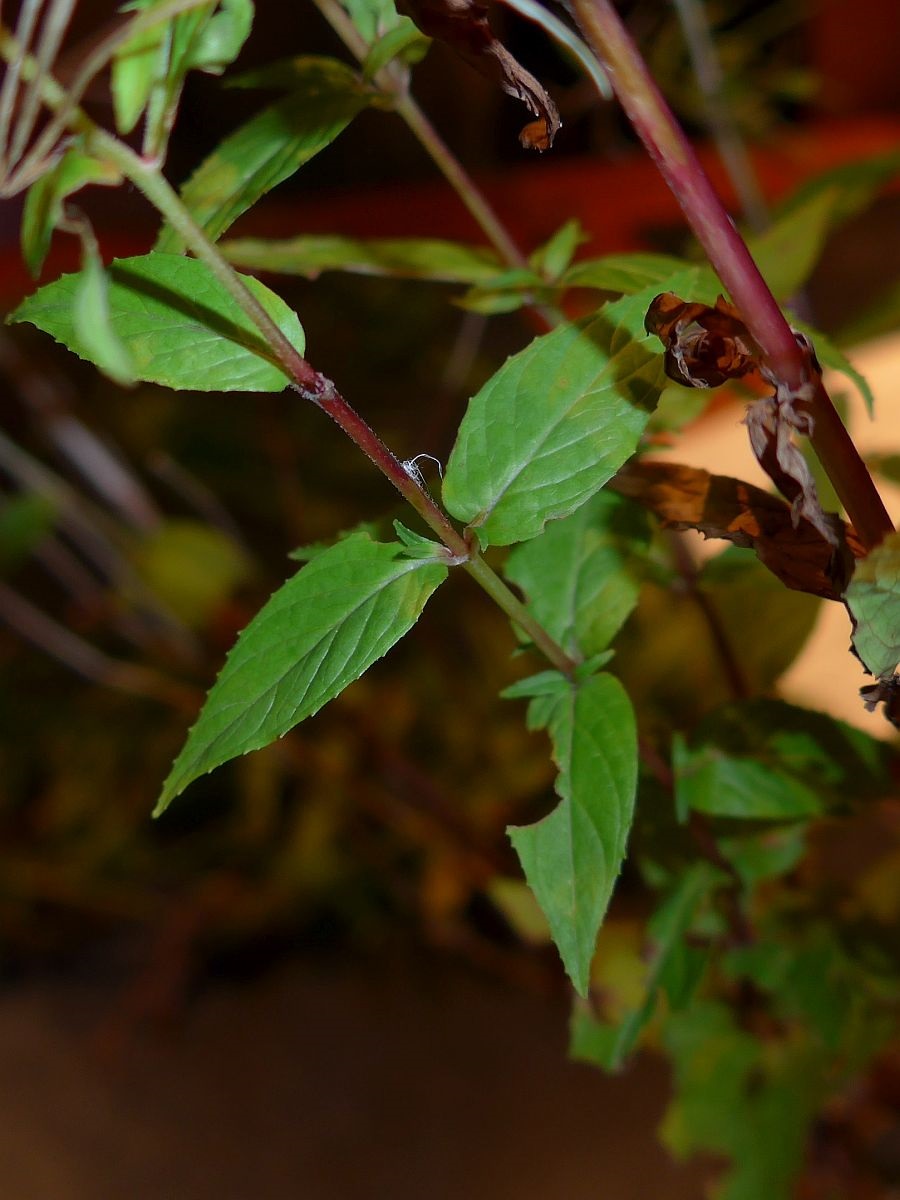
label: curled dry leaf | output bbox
[645,293,833,549]
[610,460,860,601]
[743,389,835,548]
[644,292,759,389]
[396,0,560,150]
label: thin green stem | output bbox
[464,555,578,675]
[0,21,579,681]
[567,0,892,550]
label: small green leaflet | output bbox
[339,0,407,43]
[504,491,649,658]
[529,219,587,283]
[362,21,431,77]
[742,187,838,300]
[155,58,375,252]
[773,147,900,228]
[443,280,696,547]
[846,531,900,679]
[9,252,305,392]
[508,671,637,997]
[72,242,138,386]
[157,533,448,812]
[20,147,121,277]
[220,235,504,283]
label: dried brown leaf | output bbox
[610,460,860,600]
[396,0,560,150]
[644,292,759,389]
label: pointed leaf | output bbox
[157,534,447,811]
[340,0,408,42]
[221,234,504,282]
[9,252,305,392]
[508,671,637,996]
[846,531,900,679]
[561,253,699,295]
[182,0,254,74]
[443,282,697,546]
[774,147,900,227]
[529,219,586,282]
[155,58,373,252]
[504,490,650,657]
[743,187,837,300]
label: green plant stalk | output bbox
[567,0,893,551]
[310,0,530,273]
[0,26,577,679]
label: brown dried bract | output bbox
[644,292,760,389]
[610,460,861,601]
[396,0,561,151]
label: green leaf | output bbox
[561,253,698,295]
[220,234,504,283]
[836,275,900,347]
[529,219,587,282]
[155,58,374,252]
[339,0,406,43]
[773,147,900,228]
[182,0,253,74]
[112,0,253,146]
[717,825,807,888]
[362,21,430,76]
[391,519,444,559]
[504,490,650,658]
[9,252,305,393]
[501,670,571,701]
[443,282,693,547]
[846,531,900,678]
[508,671,637,996]
[72,244,138,386]
[20,148,121,277]
[157,533,447,812]
[673,699,891,821]
[111,0,170,135]
[571,862,722,1070]
[743,187,838,300]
